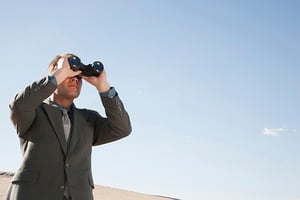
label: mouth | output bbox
[68,84,78,89]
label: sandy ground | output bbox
[0,172,178,200]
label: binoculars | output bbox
[68,55,104,77]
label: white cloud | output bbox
[263,127,296,136]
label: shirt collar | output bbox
[48,99,72,112]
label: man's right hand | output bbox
[51,55,82,85]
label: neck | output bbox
[51,94,74,108]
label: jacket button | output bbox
[66,163,70,167]
[59,185,65,190]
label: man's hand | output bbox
[52,55,82,85]
[82,69,111,93]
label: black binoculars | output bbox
[68,55,104,77]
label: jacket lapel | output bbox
[42,101,68,155]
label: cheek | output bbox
[76,82,83,94]
[56,84,68,94]
[78,81,83,89]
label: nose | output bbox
[70,76,82,83]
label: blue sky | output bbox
[0,0,299,199]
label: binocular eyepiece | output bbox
[68,55,104,77]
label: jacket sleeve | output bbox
[9,76,57,137]
[92,94,132,145]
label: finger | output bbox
[73,70,82,76]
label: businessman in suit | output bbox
[5,53,132,200]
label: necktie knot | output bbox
[62,108,68,116]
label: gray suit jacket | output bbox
[5,76,132,200]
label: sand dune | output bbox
[0,172,178,200]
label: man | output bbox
[5,53,132,200]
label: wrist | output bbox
[96,81,110,93]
